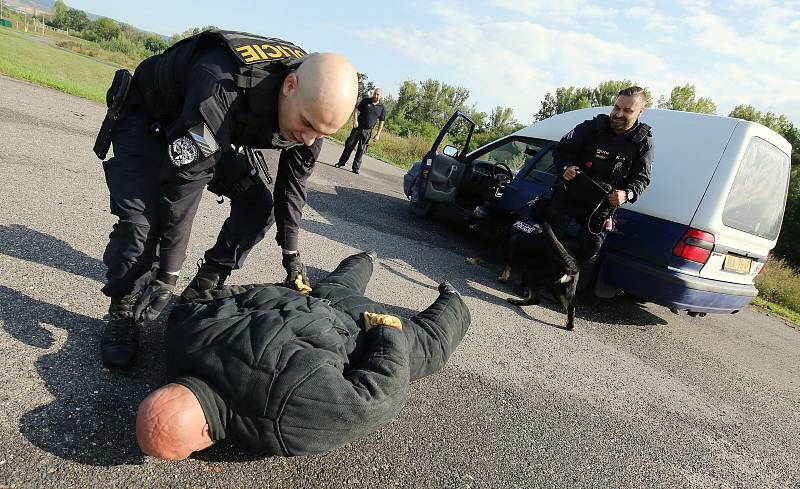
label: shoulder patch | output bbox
[168,136,200,167]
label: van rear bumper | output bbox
[601,252,758,314]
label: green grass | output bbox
[0,27,117,103]
[55,38,141,70]
[752,297,800,326]
[755,257,800,325]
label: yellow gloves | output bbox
[293,275,312,295]
[362,312,403,332]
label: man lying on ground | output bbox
[135,251,471,460]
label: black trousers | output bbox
[101,109,273,298]
[312,252,471,381]
[337,128,372,171]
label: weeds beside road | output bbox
[756,257,800,324]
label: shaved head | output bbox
[278,52,358,146]
[136,383,213,461]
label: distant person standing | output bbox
[335,87,386,174]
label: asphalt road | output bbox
[1,74,799,488]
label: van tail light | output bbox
[757,251,772,276]
[673,228,715,264]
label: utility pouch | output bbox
[207,150,253,200]
[93,69,133,160]
[565,171,612,209]
[207,147,273,200]
[568,172,618,234]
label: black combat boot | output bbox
[180,259,232,302]
[100,293,140,369]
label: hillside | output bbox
[4,0,55,15]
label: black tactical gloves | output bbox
[180,259,231,302]
[133,272,178,322]
[282,252,310,291]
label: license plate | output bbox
[512,220,535,234]
[723,254,752,274]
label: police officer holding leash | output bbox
[93,29,358,369]
[547,86,654,264]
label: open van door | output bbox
[412,111,475,208]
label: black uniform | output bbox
[336,97,386,172]
[101,30,320,299]
[166,252,471,456]
[548,114,654,262]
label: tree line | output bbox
[43,4,798,163]
[40,4,800,266]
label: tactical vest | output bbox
[579,114,652,187]
[140,29,306,140]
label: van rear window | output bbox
[722,137,790,240]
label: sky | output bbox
[63,0,800,126]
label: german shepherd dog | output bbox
[505,222,580,330]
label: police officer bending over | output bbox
[94,30,358,369]
[547,86,655,263]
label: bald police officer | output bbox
[95,29,358,369]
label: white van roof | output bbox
[510,107,791,226]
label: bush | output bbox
[774,166,799,265]
[55,39,140,68]
[367,133,431,169]
[756,257,800,313]
[96,35,151,62]
[328,124,430,170]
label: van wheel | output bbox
[410,199,434,217]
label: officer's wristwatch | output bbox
[625,189,635,202]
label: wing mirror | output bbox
[442,145,459,157]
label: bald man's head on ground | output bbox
[278,52,358,146]
[136,383,213,461]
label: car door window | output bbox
[523,146,558,184]
[469,138,549,173]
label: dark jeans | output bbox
[101,109,273,298]
[337,127,372,171]
[312,253,471,381]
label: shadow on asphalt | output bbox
[306,186,668,328]
[0,285,158,466]
[0,226,174,465]
[190,441,275,463]
[0,187,666,466]
[0,224,106,282]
